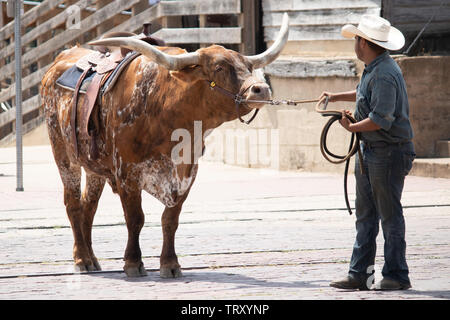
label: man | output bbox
[322,15,416,290]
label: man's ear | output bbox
[170,65,205,83]
[360,37,369,48]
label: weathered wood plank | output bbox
[264,25,346,42]
[263,7,380,27]
[0,0,92,61]
[0,108,15,127]
[0,95,41,127]
[0,0,142,82]
[395,21,450,35]
[388,5,450,23]
[384,0,448,7]
[262,0,381,12]
[153,27,241,44]
[96,0,115,36]
[0,65,50,103]
[161,0,241,16]
[21,95,42,120]
[263,58,357,78]
[0,0,64,41]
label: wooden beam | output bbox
[240,0,258,55]
[161,0,241,16]
[0,2,5,72]
[0,65,50,103]
[264,25,349,42]
[96,0,115,36]
[263,8,380,27]
[262,0,381,11]
[198,15,208,48]
[132,0,150,16]
[152,27,241,44]
[0,94,41,127]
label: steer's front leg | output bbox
[118,185,147,277]
[160,200,185,278]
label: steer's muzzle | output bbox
[245,82,272,108]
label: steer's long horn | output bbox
[246,12,289,69]
[88,37,200,70]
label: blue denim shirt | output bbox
[355,52,414,143]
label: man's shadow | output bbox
[89,269,450,299]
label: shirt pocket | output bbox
[355,94,371,121]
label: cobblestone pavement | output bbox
[0,146,449,300]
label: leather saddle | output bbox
[68,26,164,160]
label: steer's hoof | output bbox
[160,267,183,278]
[74,259,101,273]
[92,257,102,271]
[124,262,148,277]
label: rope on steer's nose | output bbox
[315,96,363,215]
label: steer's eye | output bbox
[215,65,223,72]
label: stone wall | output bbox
[395,56,450,157]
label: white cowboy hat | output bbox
[341,15,405,51]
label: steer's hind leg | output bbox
[80,172,106,271]
[58,161,98,272]
[117,186,147,277]
[46,108,97,271]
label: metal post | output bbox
[14,0,24,192]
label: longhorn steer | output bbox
[40,14,289,277]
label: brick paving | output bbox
[0,145,449,300]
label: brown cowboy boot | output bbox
[330,275,372,290]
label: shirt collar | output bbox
[364,51,389,73]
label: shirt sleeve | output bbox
[368,75,397,131]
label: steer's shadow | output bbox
[90,269,327,290]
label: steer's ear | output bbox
[170,65,205,83]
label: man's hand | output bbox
[339,110,354,132]
[319,91,337,102]
[319,90,357,102]
[339,110,381,133]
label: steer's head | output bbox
[89,13,289,122]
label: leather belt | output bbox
[362,140,411,149]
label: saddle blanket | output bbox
[56,65,95,93]
[56,51,141,95]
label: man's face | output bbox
[354,36,364,61]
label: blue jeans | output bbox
[349,141,415,285]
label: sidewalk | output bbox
[0,145,449,299]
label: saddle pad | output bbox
[56,65,95,93]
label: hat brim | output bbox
[341,24,405,51]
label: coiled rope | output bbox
[315,96,363,215]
